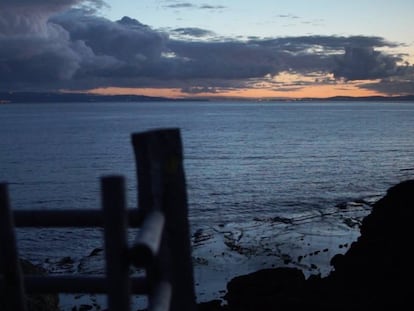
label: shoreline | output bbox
[192,200,372,303]
[53,197,374,310]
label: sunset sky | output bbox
[1,0,413,99]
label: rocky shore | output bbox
[4,179,413,310]
[199,179,414,310]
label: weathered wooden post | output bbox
[102,176,130,311]
[131,128,197,311]
[0,183,27,311]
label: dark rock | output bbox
[223,268,305,311]
[88,247,103,257]
[0,258,60,311]
[197,299,225,311]
[79,304,93,311]
[324,179,414,309]
[57,256,74,266]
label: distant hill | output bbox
[0,91,200,103]
[305,95,414,102]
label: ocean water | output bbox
[1,101,414,305]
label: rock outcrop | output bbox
[201,179,414,310]
[0,258,60,311]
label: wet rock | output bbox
[77,251,105,275]
[57,256,75,268]
[88,247,103,257]
[193,228,214,246]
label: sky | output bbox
[1,0,414,99]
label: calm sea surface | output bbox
[1,100,414,279]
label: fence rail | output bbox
[0,128,197,311]
[3,275,148,294]
[11,209,144,227]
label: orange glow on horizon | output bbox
[213,83,383,99]
[87,84,383,100]
[86,71,385,99]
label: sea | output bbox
[1,100,414,307]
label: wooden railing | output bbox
[0,128,197,311]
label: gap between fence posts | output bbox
[131,128,197,311]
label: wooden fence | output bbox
[0,128,197,311]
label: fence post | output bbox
[132,128,197,311]
[101,176,130,311]
[0,183,27,311]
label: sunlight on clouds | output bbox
[378,45,414,66]
[84,68,386,100]
[207,83,381,99]
[161,51,177,58]
[271,71,335,84]
[86,78,383,100]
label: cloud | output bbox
[333,46,401,80]
[199,5,226,10]
[0,1,410,95]
[163,2,226,10]
[0,0,109,90]
[53,13,166,63]
[164,2,194,9]
[172,27,216,38]
[358,66,414,95]
[0,0,76,36]
[0,0,106,36]
[276,14,300,19]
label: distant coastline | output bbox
[1,91,414,103]
[253,95,414,102]
[0,92,205,104]
[301,95,414,102]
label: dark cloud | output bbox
[181,86,220,94]
[164,3,195,9]
[333,47,401,80]
[0,0,75,36]
[199,5,226,10]
[53,13,166,63]
[166,40,282,79]
[165,36,398,82]
[172,27,216,38]
[163,2,226,10]
[0,0,411,95]
[249,35,397,51]
[358,66,414,95]
[0,0,109,90]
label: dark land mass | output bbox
[0,91,206,104]
[307,94,414,102]
[1,92,414,103]
[200,179,414,311]
[257,94,414,102]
